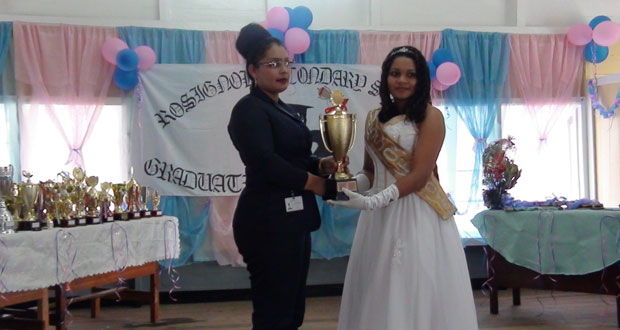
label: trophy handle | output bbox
[318,116,334,153]
[348,115,357,152]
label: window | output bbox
[0,105,9,165]
[20,105,127,183]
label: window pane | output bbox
[0,104,8,165]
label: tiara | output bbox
[390,46,414,56]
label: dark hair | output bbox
[378,45,431,124]
[235,23,284,89]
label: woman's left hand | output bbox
[319,156,349,176]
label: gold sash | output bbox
[365,108,456,220]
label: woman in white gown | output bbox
[329,45,478,330]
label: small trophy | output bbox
[0,165,16,234]
[18,171,41,231]
[139,186,151,218]
[319,89,358,200]
[126,168,141,220]
[112,183,129,221]
[99,182,114,223]
[40,181,56,229]
[151,189,163,216]
[85,176,101,224]
[72,168,87,226]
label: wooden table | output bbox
[52,261,159,330]
[484,246,620,327]
[0,288,49,330]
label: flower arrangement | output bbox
[481,137,521,209]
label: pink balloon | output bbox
[266,7,289,32]
[284,28,310,54]
[593,21,620,46]
[101,38,129,65]
[135,46,156,70]
[432,78,450,91]
[436,62,461,86]
[258,20,268,29]
[567,23,593,46]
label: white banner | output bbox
[132,64,381,196]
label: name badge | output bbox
[285,196,304,213]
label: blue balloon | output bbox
[114,68,138,90]
[289,6,313,29]
[427,61,436,80]
[285,7,294,19]
[268,28,284,42]
[589,15,611,29]
[432,48,453,66]
[584,41,609,63]
[116,48,139,71]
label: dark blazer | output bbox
[228,88,321,233]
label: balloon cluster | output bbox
[101,38,157,90]
[259,6,313,60]
[567,15,620,63]
[427,49,461,91]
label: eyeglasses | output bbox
[257,59,294,69]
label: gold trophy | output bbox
[18,171,41,231]
[54,179,76,227]
[99,182,114,223]
[72,168,87,226]
[151,189,163,216]
[85,176,101,224]
[126,168,141,219]
[0,165,16,233]
[319,89,358,200]
[112,183,129,220]
[40,181,56,229]
[139,186,151,218]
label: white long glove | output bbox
[327,184,399,211]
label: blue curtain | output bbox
[441,29,510,207]
[294,30,362,259]
[295,30,359,64]
[0,22,19,182]
[117,26,205,64]
[118,27,207,266]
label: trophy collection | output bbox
[0,166,164,233]
[318,88,358,200]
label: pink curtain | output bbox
[14,22,116,174]
[358,31,442,65]
[198,30,244,266]
[204,31,244,64]
[509,34,584,145]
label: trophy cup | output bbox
[126,169,141,220]
[72,168,87,226]
[99,182,114,223]
[18,171,41,231]
[112,183,129,221]
[139,186,151,218]
[319,89,358,200]
[54,180,76,227]
[85,176,101,224]
[0,165,16,234]
[151,189,163,216]
[40,181,57,229]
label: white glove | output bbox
[353,173,371,194]
[327,184,399,211]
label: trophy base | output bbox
[41,221,54,230]
[150,210,163,217]
[101,216,115,223]
[140,210,150,218]
[55,219,76,227]
[323,177,358,201]
[86,216,101,225]
[17,221,41,231]
[128,212,141,220]
[75,218,87,226]
[114,212,129,221]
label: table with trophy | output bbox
[0,165,175,330]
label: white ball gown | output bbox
[337,115,478,330]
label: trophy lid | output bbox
[22,170,34,184]
[72,167,85,182]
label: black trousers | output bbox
[234,229,312,330]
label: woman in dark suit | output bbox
[227,23,339,330]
